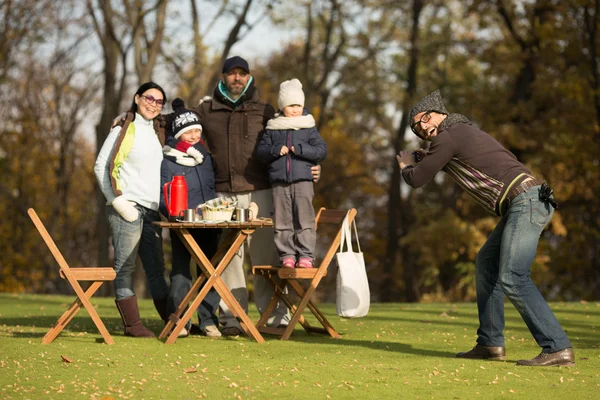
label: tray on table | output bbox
[156,218,273,228]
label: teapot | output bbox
[163,175,188,221]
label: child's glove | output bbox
[111,196,139,222]
[186,146,204,164]
[175,141,203,164]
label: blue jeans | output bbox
[475,185,571,353]
[107,205,169,301]
[168,229,221,329]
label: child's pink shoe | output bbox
[296,258,313,269]
[281,257,296,269]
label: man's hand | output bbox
[396,151,416,170]
[311,165,321,182]
[414,148,427,162]
[111,112,127,128]
[280,145,289,156]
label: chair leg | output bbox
[255,277,287,329]
[83,282,115,345]
[42,281,115,345]
[288,280,340,339]
[42,298,81,344]
[255,273,317,338]
[270,281,312,331]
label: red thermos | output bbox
[163,175,188,220]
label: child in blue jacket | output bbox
[256,79,327,268]
[160,98,221,337]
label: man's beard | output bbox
[226,81,245,95]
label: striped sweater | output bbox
[401,122,530,216]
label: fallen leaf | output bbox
[61,356,73,363]
[184,367,197,374]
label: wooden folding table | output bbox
[153,219,273,344]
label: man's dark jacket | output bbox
[193,85,275,193]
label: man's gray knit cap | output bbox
[409,89,449,123]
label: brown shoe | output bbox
[516,348,575,367]
[221,326,245,337]
[457,344,506,360]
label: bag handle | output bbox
[351,218,361,252]
[339,214,350,253]
[338,212,361,253]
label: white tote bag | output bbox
[336,212,370,318]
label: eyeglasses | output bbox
[140,94,164,107]
[410,111,432,135]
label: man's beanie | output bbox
[409,89,449,124]
[277,78,305,110]
[171,98,202,139]
[222,56,250,74]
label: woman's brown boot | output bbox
[115,295,155,338]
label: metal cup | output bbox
[178,209,196,222]
[233,207,253,222]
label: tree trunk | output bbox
[204,0,254,95]
[93,13,121,270]
[383,0,423,302]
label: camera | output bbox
[412,151,422,163]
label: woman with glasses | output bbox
[94,81,170,338]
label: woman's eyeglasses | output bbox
[410,111,432,134]
[140,94,164,107]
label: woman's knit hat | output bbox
[409,89,448,124]
[171,98,202,139]
[278,78,305,110]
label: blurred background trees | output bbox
[1,0,598,301]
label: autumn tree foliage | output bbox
[1,0,599,301]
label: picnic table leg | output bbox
[164,277,215,344]
[158,274,205,340]
[180,229,265,343]
[159,231,237,340]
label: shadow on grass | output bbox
[4,314,599,354]
[1,315,165,340]
[254,330,457,358]
[363,312,598,339]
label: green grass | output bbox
[0,293,598,399]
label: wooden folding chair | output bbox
[252,207,357,340]
[28,208,116,345]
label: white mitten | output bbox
[187,146,204,164]
[249,202,259,221]
[198,95,212,106]
[111,196,140,222]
